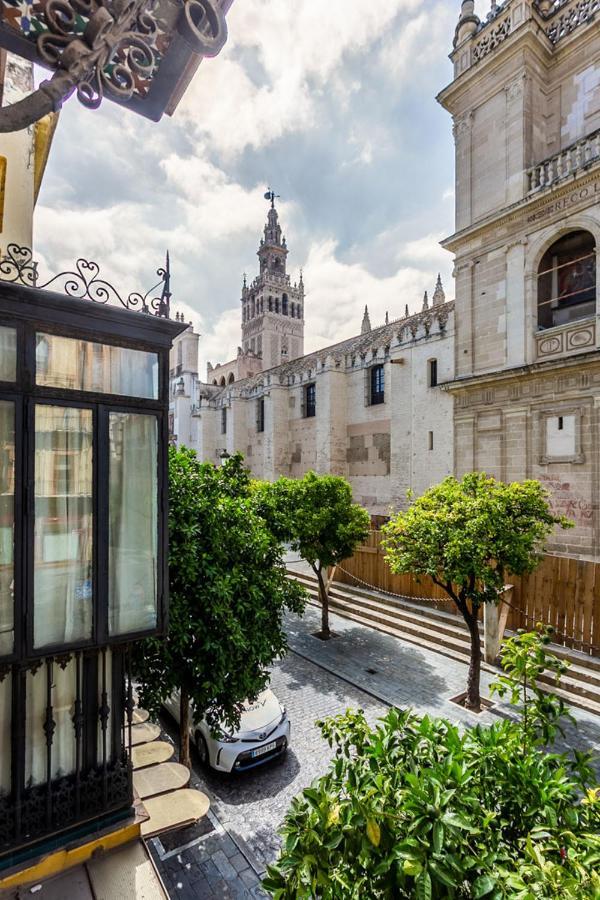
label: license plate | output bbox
[251,741,277,759]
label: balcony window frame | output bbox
[0,279,183,861]
[0,300,176,663]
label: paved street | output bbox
[149,633,389,898]
[150,604,600,899]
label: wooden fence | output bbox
[334,532,600,656]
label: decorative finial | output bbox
[405,304,409,318]
[243,272,247,288]
[385,311,389,325]
[361,305,372,335]
[422,290,429,311]
[433,273,446,306]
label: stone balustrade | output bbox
[545,0,600,44]
[527,128,600,194]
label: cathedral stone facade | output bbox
[439,0,600,558]
[169,203,455,518]
[171,0,600,557]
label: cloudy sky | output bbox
[35,0,491,376]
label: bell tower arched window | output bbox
[537,231,596,330]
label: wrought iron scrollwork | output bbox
[0,0,227,132]
[0,244,172,318]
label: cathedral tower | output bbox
[241,193,304,368]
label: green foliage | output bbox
[257,471,370,638]
[263,630,600,899]
[490,625,574,748]
[257,471,371,573]
[382,474,572,709]
[133,448,306,734]
[382,474,571,607]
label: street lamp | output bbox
[0,247,186,864]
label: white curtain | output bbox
[0,326,16,382]
[37,333,158,399]
[34,406,93,648]
[109,414,158,635]
[25,660,77,787]
[0,401,14,656]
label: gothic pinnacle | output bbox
[422,290,429,311]
[361,305,372,334]
[433,273,446,306]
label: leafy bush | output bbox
[263,629,600,899]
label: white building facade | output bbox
[169,200,455,517]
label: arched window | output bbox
[282,294,288,316]
[228,373,235,384]
[537,230,596,330]
[251,299,256,318]
[213,380,218,386]
[220,377,226,387]
[275,297,280,314]
[268,296,273,312]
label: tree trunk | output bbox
[316,566,330,640]
[464,607,482,711]
[179,687,191,770]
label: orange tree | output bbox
[256,472,370,640]
[381,473,571,711]
[133,449,306,768]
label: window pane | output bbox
[34,406,93,648]
[109,413,158,635]
[36,333,159,399]
[0,673,10,792]
[0,326,16,382]
[0,402,15,656]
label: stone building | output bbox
[438,0,600,558]
[169,196,455,516]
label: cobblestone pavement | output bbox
[150,603,600,899]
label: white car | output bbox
[162,688,291,773]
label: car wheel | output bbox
[195,731,209,767]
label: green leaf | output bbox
[432,821,444,855]
[429,859,456,889]
[415,869,432,900]
[403,859,423,877]
[366,818,381,847]
[472,875,497,898]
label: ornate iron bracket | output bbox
[0,244,173,317]
[0,0,227,132]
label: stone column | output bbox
[454,260,475,378]
[453,112,473,231]
[198,405,218,464]
[505,240,527,368]
[264,379,289,480]
[505,74,529,205]
[316,359,347,476]
[389,355,412,508]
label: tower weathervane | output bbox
[264,187,281,208]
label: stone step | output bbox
[288,571,600,714]
[327,592,472,656]
[292,569,480,637]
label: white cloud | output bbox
[177,0,425,157]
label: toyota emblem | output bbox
[258,732,266,741]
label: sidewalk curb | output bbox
[288,646,395,710]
